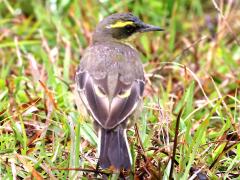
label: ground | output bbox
[0,0,240,179]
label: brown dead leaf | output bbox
[39,80,58,109]
[16,154,43,180]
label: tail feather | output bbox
[98,126,131,169]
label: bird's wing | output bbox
[76,70,144,129]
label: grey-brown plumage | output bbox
[76,13,163,169]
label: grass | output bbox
[0,0,240,179]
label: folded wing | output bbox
[76,71,144,129]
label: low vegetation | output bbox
[0,0,239,179]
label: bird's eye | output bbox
[125,25,134,30]
[124,25,135,34]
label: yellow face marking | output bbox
[107,21,134,28]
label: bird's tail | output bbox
[98,126,132,169]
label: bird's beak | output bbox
[139,23,164,32]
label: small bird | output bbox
[76,13,163,170]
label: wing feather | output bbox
[76,71,144,129]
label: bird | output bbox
[75,13,163,170]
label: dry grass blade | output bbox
[27,53,41,82]
[211,0,240,45]
[51,167,111,176]
[169,105,184,179]
[39,80,58,109]
[16,154,43,180]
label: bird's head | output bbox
[92,13,163,43]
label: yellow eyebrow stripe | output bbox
[108,21,134,28]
